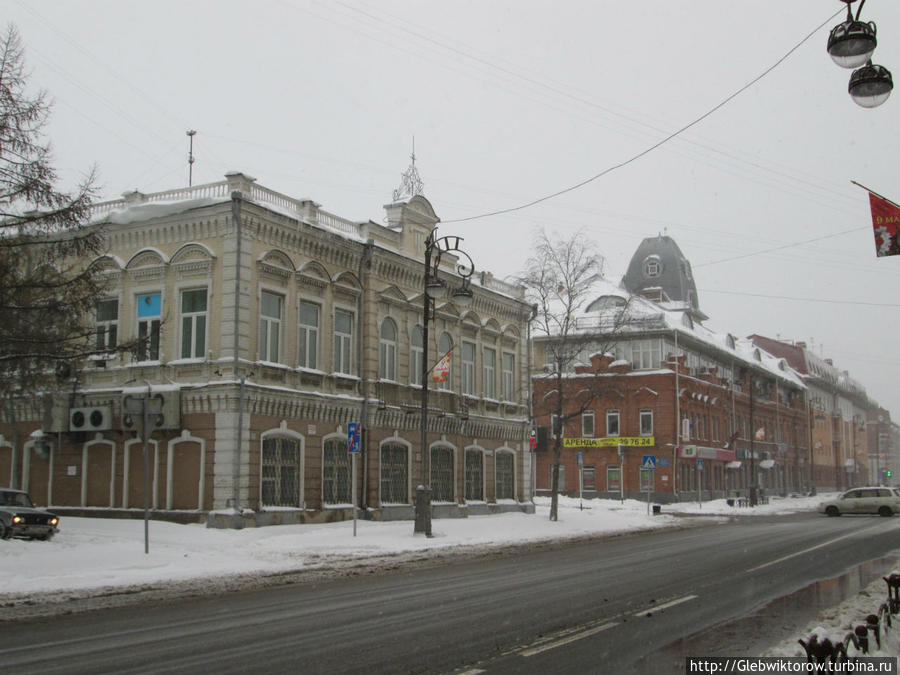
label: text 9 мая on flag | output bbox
[856,181,900,257]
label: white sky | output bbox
[4,0,900,417]
[2,495,899,661]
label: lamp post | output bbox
[827,0,893,108]
[415,227,474,536]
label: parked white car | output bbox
[819,487,900,517]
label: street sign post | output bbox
[641,455,656,514]
[697,459,704,507]
[347,423,360,536]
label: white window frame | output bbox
[259,290,283,363]
[501,352,515,401]
[640,409,653,436]
[462,341,476,395]
[379,318,398,380]
[298,300,319,369]
[95,297,119,353]
[410,325,424,386]
[179,287,208,360]
[135,291,162,362]
[333,308,354,375]
[582,411,595,437]
[606,409,620,437]
[437,333,453,390]
[483,346,496,399]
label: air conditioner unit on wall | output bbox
[69,406,113,432]
[121,391,181,431]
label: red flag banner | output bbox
[865,188,900,257]
[431,351,451,383]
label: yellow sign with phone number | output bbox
[562,437,655,448]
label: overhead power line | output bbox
[442,8,844,224]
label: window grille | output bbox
[380,443,408,504]
[495,452,514,500]
[464,449,483,501]
[430,446,454,502]
[261,436,300,507]
[323,438,351,504]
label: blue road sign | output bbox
[348,422,361,453]
[641,455,657,470]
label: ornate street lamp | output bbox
[415,228,474,536]
[848,61,894,107]
[828,1,893,107]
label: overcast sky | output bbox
[5,0,900,419]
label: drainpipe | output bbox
[231,192,243,513]
[358,239,375,511]
[673,330,680,500]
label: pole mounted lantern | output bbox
[827,0,892,107]
[415,227,475,536]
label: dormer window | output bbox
[643,255,662,279]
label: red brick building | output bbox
[531,236,811,503]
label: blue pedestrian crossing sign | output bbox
[348,422,361,453]
[641,455,657,470]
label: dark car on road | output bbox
[0,488,59,540]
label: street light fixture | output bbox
[828,0,893,107]
[415,227,475,536]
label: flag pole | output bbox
[851,180,900,210]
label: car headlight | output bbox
[49,517,59,526]
[12,515,23,524]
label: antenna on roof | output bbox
[186,130,197,186]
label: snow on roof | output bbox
[573,277,806,388]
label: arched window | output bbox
[380,442,409,504]
[410,325,424,386]
[496,451,515,500]
[262,436,300,507]
[430,445,455,502]
[323,437,352,504]
[379,318,397,380]
[464,449,484,501]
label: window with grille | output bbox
[502,352,515,401]
[379,318,397,380]
[430,446,454,502]
[495,452,514,500]
[380,443,408,504]
[410,326,423,386]
[462,342,475,395]
[136,292,161,361]
[323,437,352,504]
[464,449,483,501]
[180,288,207,359]
[261,436,300,507]
[333,309,353,374]
[96,298,118,352]
[298,301,319,369]
[483,347,496,398]
[259,291,283,362]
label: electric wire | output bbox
[442,8,844,223]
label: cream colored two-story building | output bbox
[1,172,535,525]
